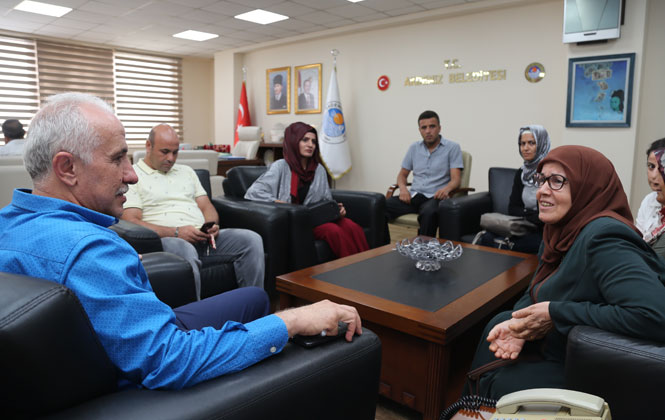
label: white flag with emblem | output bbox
[319,67,351,179]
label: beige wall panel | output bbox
[182,57,214,146]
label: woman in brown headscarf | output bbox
[465,145,665,399]
[245,122,368,257]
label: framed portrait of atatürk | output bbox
[267,66,290,114]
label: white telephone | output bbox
[489,388,611,420]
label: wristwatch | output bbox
[174,227,179,238]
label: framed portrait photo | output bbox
[294,63,322,114]
[566,53,635,127]
[267,66,290,114]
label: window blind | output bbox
[0,37,184,148]
[0,35,39,145]
[114,51,183,145]
[36,40,115,107]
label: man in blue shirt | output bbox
[0,92,362,390]
[386,110,464,237]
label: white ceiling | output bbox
[0,0,486,57]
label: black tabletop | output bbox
[313,247,527,312]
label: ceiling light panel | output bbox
[14,0,72,17]
[234,9,289,25]
[172,30,219,41]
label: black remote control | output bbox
[291,322,348,348]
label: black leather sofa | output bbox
[438,167,517,243]
[565,325,665,420]
[111,169,290,296]
[1,267,382,419]
[220,166,389,272]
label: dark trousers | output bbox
[464,311,565,399]
[173,286,270,330]
[386,193,440,237]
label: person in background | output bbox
[0,119,26,156]
[245,122,369,258]
[466,145,665,399]
[635,137,665,256]
[477,125,550,253]
[298,77,315,109]
[0,92,362,390]
[385,110,463,237]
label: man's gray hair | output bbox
[24,92,115,182]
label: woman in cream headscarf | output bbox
[466,145,665,399]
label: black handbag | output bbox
[306,200,340,226]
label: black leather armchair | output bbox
[220,166,390,272]
[112,169,289,297]
[1,271,382,419]
[438,167,517,243]
[140,251,198,308]
[565,326,665,420]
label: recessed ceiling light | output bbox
[172,30,219,42]
[14,0,72,17]
[234,9,289,25]
[347,0,364,2]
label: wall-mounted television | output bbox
[563,0,623,44]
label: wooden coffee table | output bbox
[277,240,538,420]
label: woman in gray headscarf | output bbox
[478,125,551,253]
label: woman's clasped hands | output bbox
[487,301,552,360]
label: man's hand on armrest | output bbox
[434,186,453,200]
[276,300,362,342]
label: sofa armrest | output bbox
[565,325,665,419]
[1,273,118,418]
[332,190,389,248]
[212,197,290,295]
[438,192,492,241]
[141,252,197,308]
[46,329,382,420]
[275,202,320,271]
[110,220,163,254]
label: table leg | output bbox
[423,342,449,420]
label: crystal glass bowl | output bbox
[395,237,463,271]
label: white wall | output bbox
[214,0,652,205]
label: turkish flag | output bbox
[234,81,251,145]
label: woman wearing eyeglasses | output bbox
[465,145,665,399]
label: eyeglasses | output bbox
[532,173,568,190]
